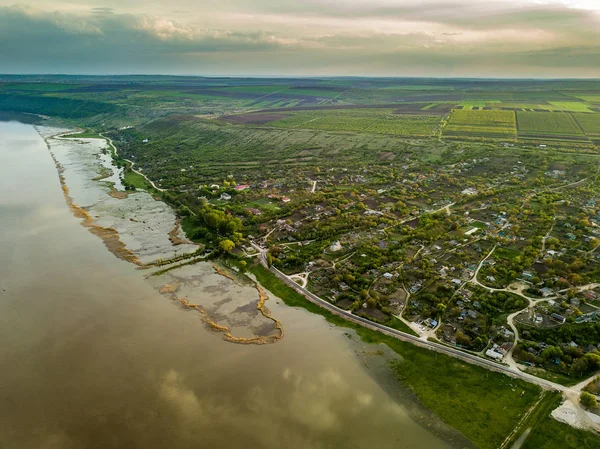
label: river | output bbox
[0,121,464,449]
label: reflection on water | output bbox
[0,122,462,449]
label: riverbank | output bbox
[231,259,541,449]
[46,126,599,448]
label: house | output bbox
[247,208,262,215]
[339,283,350,291]
[282,196,291,203]
[540,287,553,297]
[235,184,250,191]
[487,276,496,282]
[486,346,504,361]
[142,138,149,143]
[210,184,220,189]
[383,272,394,280]
[330,241,342,252]
[220,193,232,201]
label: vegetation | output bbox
[580,391,598,409]
[521,393,600,449]
[241,259,540,449]
[444,109,517,138]
[3,75,600,449]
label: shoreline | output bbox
[37,123,600,447]
[40,127,285,346]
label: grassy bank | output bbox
[243,260,542,449]
[123,167,157,193]
[61,131,102,139]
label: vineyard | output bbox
[572,113,600,136]
[443,109,517,138]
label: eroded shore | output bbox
[39,127,284,345]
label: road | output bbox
[99,133,165,192]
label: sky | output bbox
[0,0,599,77]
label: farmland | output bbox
[443,109,517,138]
[516,111,587,142]
[265,109,440,136]
[573,113,600,136]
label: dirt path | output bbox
[99,133,165,193]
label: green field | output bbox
[516,111,584,139]
[549,102,593,113]
[444,109,517,138]
[270,109,440,136]
[572,113,600,136]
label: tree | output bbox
[219,239,235,252]
[580,392,597,409]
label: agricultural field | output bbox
[264,109,441,136]
[572,113,600,136]
[443,109,517,138]
[516,111,587,142]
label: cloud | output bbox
[0,2,597,76]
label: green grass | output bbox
[495,247,522,261]
[123,168,156,192]
[61,131,102,139]
[444,109,517,138]
[517,111,584,136]
[270,109,440,136]
[549,102,593,113]
[521,393,600,449]
[523,367,587,387]
[243,260,541,449]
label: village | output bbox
[188,149,600,383]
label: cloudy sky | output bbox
[0,0,599,77]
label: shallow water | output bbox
[0,121,462,449]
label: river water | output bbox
[0,121,462,449]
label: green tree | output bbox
[580,392,597,409]
[219,239,235,252]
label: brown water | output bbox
[0,121,460,449]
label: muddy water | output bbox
[0,121,462,449]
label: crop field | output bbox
[548,102,593,112]
[443,109,517,138]
[516,111,587,141]
[266,109,440,136]
[572,113,600,136]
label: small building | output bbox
[486,348,504,361]
[220,193,232,201]
[540,287,553,297]
[235,184,250,191]
[383,272,394,280]
[551,313,566,324]
[282,196,291,203]
[330,241,342,252]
